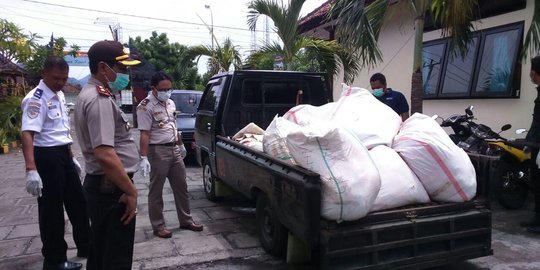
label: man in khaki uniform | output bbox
[137,71,203,238]
[74,40,140,270]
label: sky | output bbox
[0,0,328,79]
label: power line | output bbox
[22,0,271,33]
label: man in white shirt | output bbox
[21,56,89,270]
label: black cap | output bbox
[88,40,141,66]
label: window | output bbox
[242,79,309,105]
[422,22,523,99]
[199,79,222,111]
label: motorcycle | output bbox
[439,105,512,154]
[485,129,533,209]
[437,106,531,209]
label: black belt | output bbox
[149,142,176,146]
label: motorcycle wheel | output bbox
[496,161,529,210]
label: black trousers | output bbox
[34,145,90,264]
[83,174,136,270]
[531,149,540,213]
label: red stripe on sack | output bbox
[285,107,300,124]
[396,136,468,201]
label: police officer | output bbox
[21,56,89,270]
[137,71,203,238]
[74,40,140,269]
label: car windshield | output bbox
[171,92,201,114]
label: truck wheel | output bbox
[203,157,220,201]
[256,194,287,256]
[496,163,528,210]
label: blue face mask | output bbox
[372,88,384,97]
[104,64,130,92]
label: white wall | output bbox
[340,0,535,139]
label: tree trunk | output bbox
[410,70,423,114]
[410,15,425,114]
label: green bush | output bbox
[0,95,23,142]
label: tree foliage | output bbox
[183,37,243,76]
[23,37,80,81]
[246,0,360,83]
[0,19,39,72]
[129,32,200,89]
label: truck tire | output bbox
[256,194,287,256]
[203,157,220,201]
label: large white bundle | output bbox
[285,118,381,221]
[262,116,300,165]
[283,84,401,149]
[369,145,430,212]
[392,113,477,202]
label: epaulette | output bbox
[137,98,149,111]
[33,89,43,99]
[96,85,111,97]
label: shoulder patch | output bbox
[26,101,41,119]
[33,89,43,99]
[140,99,149,106]
[137,98,149,111]
[96,85,111,97]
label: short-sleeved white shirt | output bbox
[21,80,72,147]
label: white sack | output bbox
[285,119,381,221]
[392,113,477,202]
[283,84,401,149]
[263,116,300,165]
[369,145,430,212]
[232,122,264,140]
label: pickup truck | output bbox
[194,70,493,269]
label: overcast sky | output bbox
[0,0,327,78]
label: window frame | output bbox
[423,21,523,100]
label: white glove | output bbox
[536,152,540,169]
[139,156,151,177]
[72,157,82,178]
[26,170,43,197]
[179,144,187,159]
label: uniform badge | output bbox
[96,85,111,97]
[137,99,149,111]
[27,101,41,119]
[33,89,43,99]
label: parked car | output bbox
[170,90,202,159]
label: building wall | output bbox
[341,0,535,138]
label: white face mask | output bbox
[156,90,172,102]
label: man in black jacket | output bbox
[523,55,540,233]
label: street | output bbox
[0,115,540,269]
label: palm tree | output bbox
[246,0,360,83]
[330,0,478,114]
[183,37,243,75]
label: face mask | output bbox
[372,88,384,97]
[156,90,172,102]
[104,64,130,92]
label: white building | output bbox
[299,0,535,138]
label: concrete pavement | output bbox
[1,115,540,269]
[0,119,280,269]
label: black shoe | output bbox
[43,261,83,270]
[520,215,540,227]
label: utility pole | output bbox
[94,17,122,42]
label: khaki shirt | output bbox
[136,93,178,144]
[74,77,139,174]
